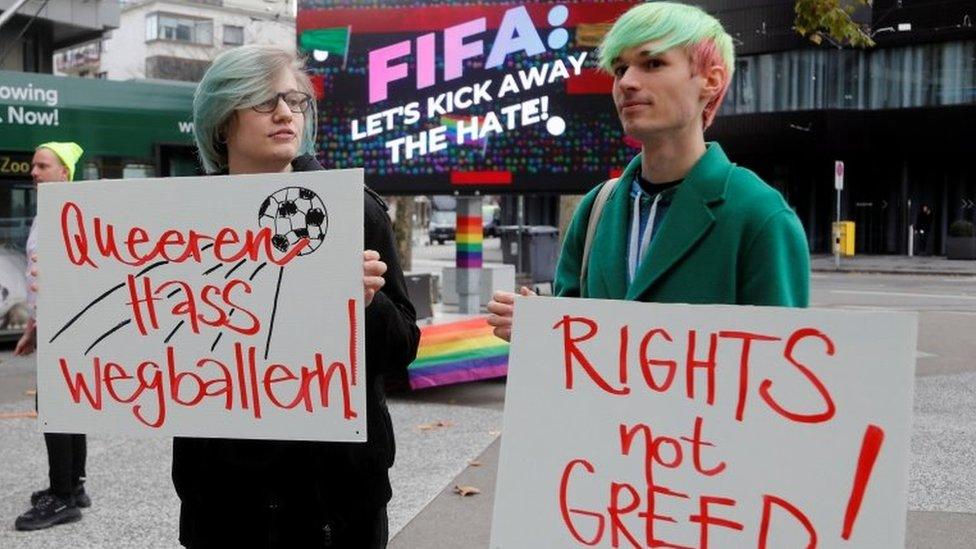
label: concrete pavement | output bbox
[415,235,976,279]
[811,254,976,276]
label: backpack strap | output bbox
[580,177,620,296]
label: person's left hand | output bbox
[363,250,387,307]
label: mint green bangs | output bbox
[597,1,735,75]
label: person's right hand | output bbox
[486,286,536,342]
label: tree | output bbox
[794,0,875,48]
[391,196,413,272]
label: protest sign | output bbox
[36,170,366,442]
[491,297,916,547]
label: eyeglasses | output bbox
[251,91,312,114]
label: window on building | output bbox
[223,25,244,46]
[83,162,100,181]
[146,13,213,45]
[720,39,976,115]
[123,163,155,179]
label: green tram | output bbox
[0,70,197,338]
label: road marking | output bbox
[0,411,37,419]
[917,351,938,359]
[829,290,976,300]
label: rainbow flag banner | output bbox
[456,214,483,268]
[408,317,509,389]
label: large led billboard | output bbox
[297,1,640,194]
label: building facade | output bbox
[708,0,975,255]
[56,0,295,82]
[0,0,119,73]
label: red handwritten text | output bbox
[60,201,308,269]
[553,316,836,425]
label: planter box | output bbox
[946,236,976,260]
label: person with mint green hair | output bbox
[173,45,419,548]
[488,1,809,340]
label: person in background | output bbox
[14,141,91,532]
[916,204,933,255]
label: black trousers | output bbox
[182,503,388,549]
[917,229,930,255]
[45,433,86,496]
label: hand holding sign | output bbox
[363,249,386,307]
[486,286,536,342]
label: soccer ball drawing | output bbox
[258,187,328,256]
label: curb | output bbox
[811,267,976,277]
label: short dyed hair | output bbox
[194,45,317,174]
[598,1,735,129]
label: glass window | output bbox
[122,163,154,179]
[938,41,975,105]
[224,25,244,46]
[146,12,212,45]
[83,162,100,181]
[723,39,974,115]
[196,20,213,45]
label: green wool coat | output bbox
[555,143,810,307]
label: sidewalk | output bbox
[811,254,976,276]
[414,237,976,278]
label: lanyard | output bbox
[628,191,662,284]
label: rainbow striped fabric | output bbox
[408,317,509,389]
[440,114,486,146]
[456,214,483,268]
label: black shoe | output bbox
[30,485,91,508]
[14,493,82,531]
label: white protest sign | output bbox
[37,170,366,442]
[491,297,916,548]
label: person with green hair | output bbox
[488,1,809,339]
[15,141,92,532]
[173,45,419,548]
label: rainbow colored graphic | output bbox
[456,214,483,268]
[440,115,487,147]
[408,317,509,389]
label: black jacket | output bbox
[172,155,420,547]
